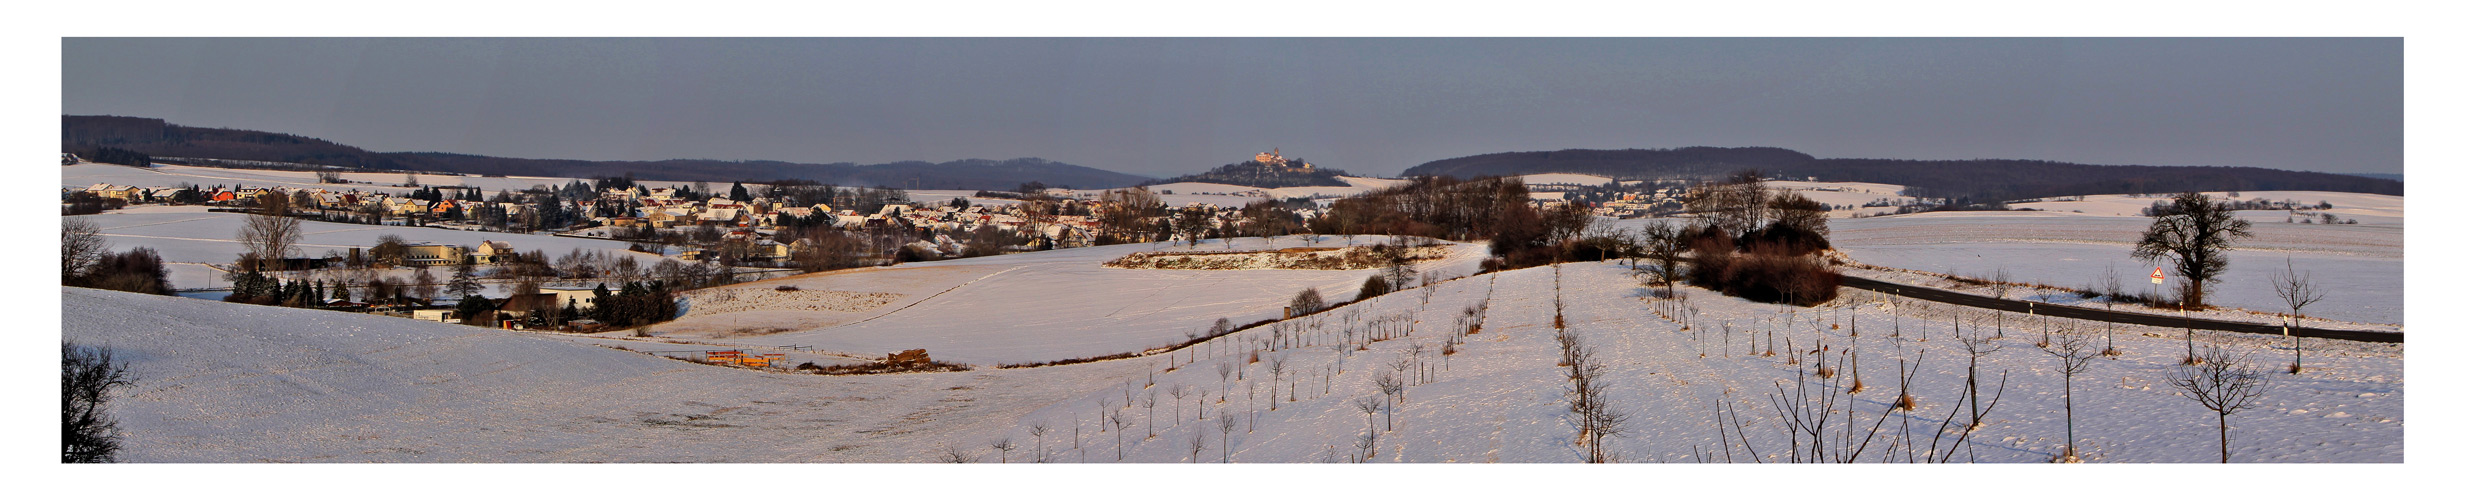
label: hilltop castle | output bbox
[1253,148,1315,172]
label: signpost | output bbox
[2153,267,2195,363]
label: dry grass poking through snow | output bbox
[682,287,904,317]
[1104,245,1448,271]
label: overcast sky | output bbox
[61,38,2401,177]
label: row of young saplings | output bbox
[943,269,1496,463]
[1649,286,2287,463]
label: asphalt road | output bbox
[1839,275,2401,344]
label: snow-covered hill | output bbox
[65,248,2401,462]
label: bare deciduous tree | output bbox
[1108,407,1131,461]
[2167,344,2272,463]
[1140,392,1159,439]
[2039,324,2098,462]
[62,218,107,284]
[1266,354,1289,411]
[1187,430,1207,463]
[937,443,974,463]
[1167,384,1187,425]
[2269,257,2327,374]
[1028,422,1050,462]
[989,436,1015,463]
[63,343,134,463]
[1216,413,1237,463]
[237,212,302,272]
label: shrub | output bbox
[82,247,173,295]
[1289,287,1326,316]
[1684,225,1839,306]
[1355,274,1392,302]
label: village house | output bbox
[402,242,465,266]
[469,240,516,264]
[538,286,604,310]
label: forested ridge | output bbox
[62,116,1151,190]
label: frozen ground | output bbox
[63,245,2400,462]
[70,205,676,289]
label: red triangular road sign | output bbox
[2150,268,2165,284]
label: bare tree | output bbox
[2038,324,2099,462]
[1633,219,1687,302]
[2100,264,2124,356]
[937,443,974,463]
[990,436,1016,463]
[412,267,440,302]
[1140,392,1159,439]
[2269,257,2327,374]
[1944,314,2011,463]
[1216,413,1237,463]
[1028,422,1050,462]
[237,212,302,272]
[1215,362,1234,403]
[1168,384,1187,425]
[1187,430,1207,463]
[63,343,134,463]
[2168,344,2273,463]
[1108,407,1131,461]
[1374,369,1405,431]
[1266,354,1289,411]
[62,218,108,284]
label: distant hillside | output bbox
[1402,146,2402,200]
[2351,173,2403,182]
[1152,149,1354,188]
[61,116,1150,190]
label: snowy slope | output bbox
[62,286,1150,463]
[62,236,2405,463]
[654,236,1490,365]
[65,247,2401,462]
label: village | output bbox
[63,160,1376,333]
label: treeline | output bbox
[68,147,152,167]
[1309,176,1610,270]
[62,116,1152,190]
[1401,146,2402,201]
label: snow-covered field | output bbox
[1826,211,2401,325]
[69,205,676,289]
[2011,191,2403,224]
[652,236,1490,365]
[1517,173,1615,186]
[63,240,2401,463]
[1766,180,1919,217]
